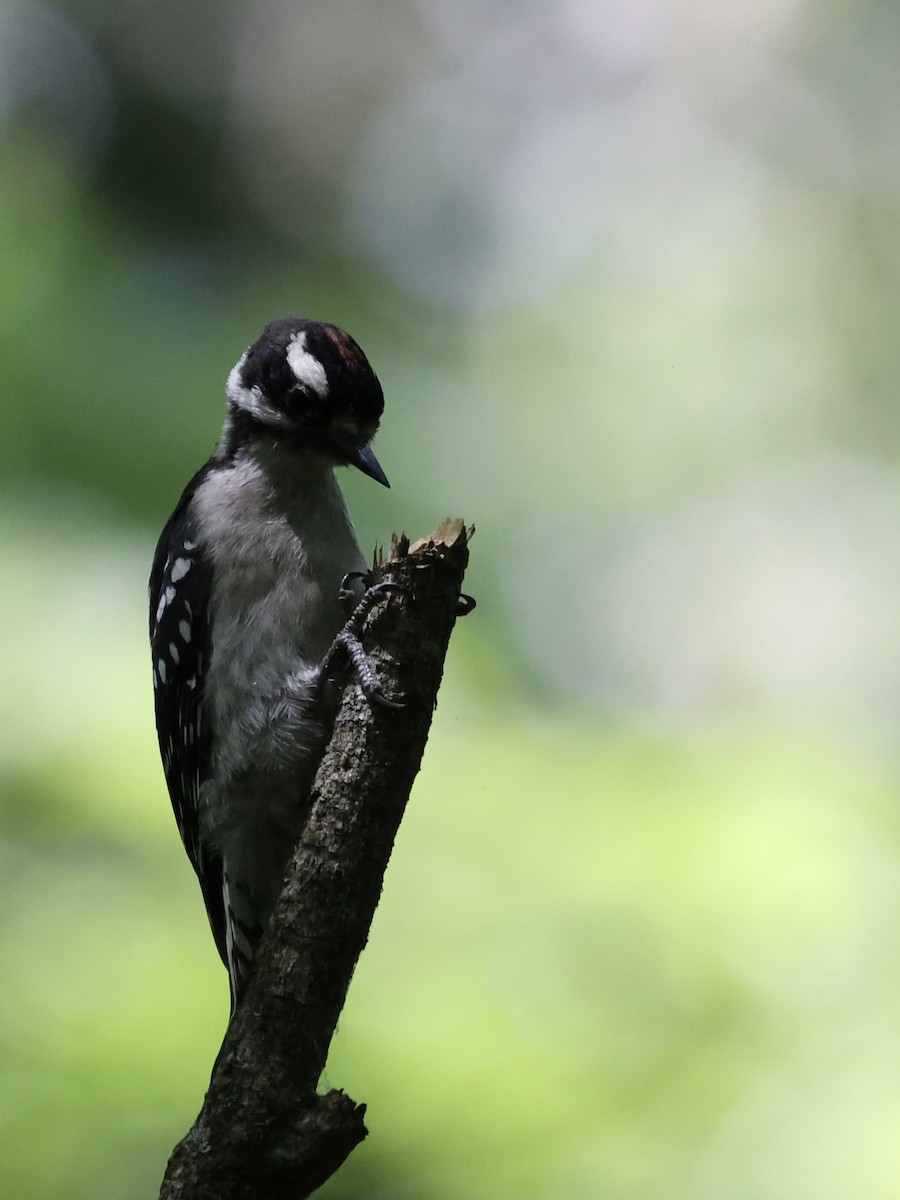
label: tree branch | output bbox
[158,519,472,1200]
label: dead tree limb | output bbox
[158,519,472,1200]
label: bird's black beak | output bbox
[351,442,390,488]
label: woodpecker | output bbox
[149,316,391,1013]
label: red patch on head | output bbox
[323,326,366,371]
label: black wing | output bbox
[149,463,228,967]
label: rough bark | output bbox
[158,519,471,1200]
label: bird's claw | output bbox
[332,627,405,709]
[339,571,410,617]
[325,575,410,708]
[338,570,369,617]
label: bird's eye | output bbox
[286,384,328,422]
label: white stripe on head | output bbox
[225,350,251,407]
[286,331,329,398]
[225,349,290,429]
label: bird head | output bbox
[222,316,389,487]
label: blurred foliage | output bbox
[2,0,900,1197]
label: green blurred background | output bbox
[3,1,900,1196]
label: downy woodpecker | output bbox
[149,316,390,1012]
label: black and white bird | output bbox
[149,316,391,1013]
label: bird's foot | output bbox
[337,570,370,618]
[321,577,409,709]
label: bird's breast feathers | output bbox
[191,448,365,734]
